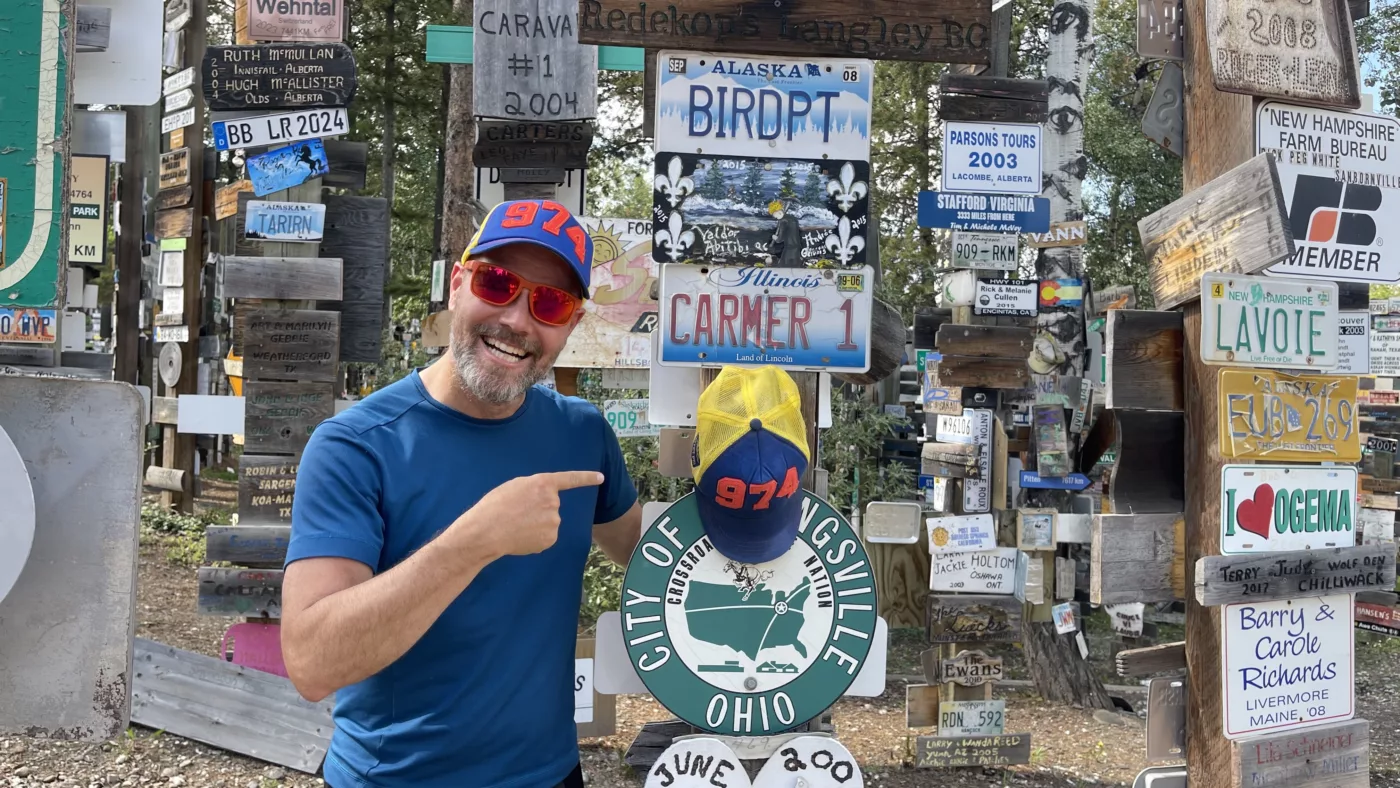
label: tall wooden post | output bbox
[115,105,152,385]
[1181,0,1254,777]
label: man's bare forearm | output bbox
[284,519,499,700]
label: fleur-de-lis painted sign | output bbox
[826,162,868,214]
[825,216,865,264]
[654,155,695,208]
[654,211,696,258]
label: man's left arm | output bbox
[592,412,642,565]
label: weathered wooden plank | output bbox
[1115,641,1186,677]
[152,396,179,425]
[144,466,188,493]
[196,568,283,617]
[927,594,1023,643]
[1110,410,1185,513]
[1231,719,1369,788]
[938,95,1048,124]
[940,75,1049,102]
[243,382,334,456]
[159,148,191,189]
[1091,513,1183,604]
[237,308,340,383]
[1105,309,1184,411]
[577,0,993,65]
[236,453,300,525]
[936,355,1030,389]
[221,256,344,301]
[1195,544,1396,606]
[1362,477,1400,494]
[322,140,368,190]
[317,196,388,363]
[473,121,594,170]
[1206,0,1361,109]
[1138,152,1293,310]
[156,185,193,210]
[906,684,940,728]
[940,650,1004,686]
[156,207,195,239]
[914,733,1031,768]
[129,637,333,774]
[935,325,1035,358]
[206,525,292,565]
[914,307,953,349]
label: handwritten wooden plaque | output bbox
[927,594,1023,643]
[242,381,334,456]
[237,308,340,383]
[1206,0,1361,108]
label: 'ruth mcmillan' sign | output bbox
[1221,593,1353,740]
[577,0,992,64]
[202,44,357,110]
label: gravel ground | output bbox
[3,488,1398,787]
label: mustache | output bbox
[469,322,542,357]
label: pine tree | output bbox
[740,159,766,208]
[699,161,727,200]
[801,167,823,206]
[778,166,798,201]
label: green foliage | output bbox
[820,386,917,518]
[1357,0,1400,111]
[140,503,225,567]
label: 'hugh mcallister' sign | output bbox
[1221,593,1353,740]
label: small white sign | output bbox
[939,700,1006,736]
[1105,602,1145,637]
[951,230,1019,270]
[974,278,1037,317]
[1336,310,1370,374]
[155,325,189,343]
[1220,465,1358,554]
[212,107,349,151]
[163,67,196,96]
[161,107,195,134]
[1359,507,1395,546]
[574,658,594,724]
[1052,602,1077,634]
[931,547,1019,594]
[941,121,1043,195]
[1372,330,1400,377]
[1221,593,1353,740]
[927,514,996,554]
[935,413,975,444]
[164,88,194,113]
[603,399,658,438]
[962,408,993,514]
[1200,272,1339,369]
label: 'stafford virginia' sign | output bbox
[1220,465,1358,554]
[1221,593,1353,740]
[1200,272,1338,369]
[940,121,1042,195]
[658,264,873,373]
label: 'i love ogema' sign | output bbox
[1220,465,1358,554]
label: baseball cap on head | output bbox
[462,199,594,295]
[692,366,811,564]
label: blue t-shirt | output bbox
[285,370,637,788]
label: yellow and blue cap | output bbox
[691,366,811,564]
[462,200,594,295]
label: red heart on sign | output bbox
[1236,484,1274,540]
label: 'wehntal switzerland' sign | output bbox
[620,492,877,737]
[203,44,357,111]
[1222,593,1353,740]
[248,0,344,43]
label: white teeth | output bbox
[482,337,527,359]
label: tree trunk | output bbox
[1023,0,1113,711]
[381,0,397,214]
[440,0,481,263]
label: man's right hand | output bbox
[459,471,605,557]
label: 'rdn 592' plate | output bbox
[1200,273,1338,369]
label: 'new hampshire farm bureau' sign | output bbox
[622,493,877,736]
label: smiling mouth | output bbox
[481,336,530,362]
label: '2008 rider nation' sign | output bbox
[1205,0,1361,108]
[621,493,877,737]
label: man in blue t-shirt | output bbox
[281,200,642,788]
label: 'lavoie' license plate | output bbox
[212,107,348,151]
[658,264,873,373]
[1200,273,1338,369]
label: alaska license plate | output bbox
[1218,369,1359,462]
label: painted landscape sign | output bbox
[245,140,330,197]
[1220,464,1358,553]
[557,217,657,369]
[1221,593,1353,740]
[203,44,357,110]
[651,52,872,267]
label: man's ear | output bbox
[448,261,469,309]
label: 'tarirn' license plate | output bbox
[1218,369,1360,462]
[1200,273,1338,369]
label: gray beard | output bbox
[450,321,551,405]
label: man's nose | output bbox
[495,290,535,333]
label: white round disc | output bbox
[646,737,752,788]
[753,736,863,788]
[0,422,36,605]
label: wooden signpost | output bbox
[237,308,340,382]
[578,0,993,64]
[927,594,1023,643]
[1194,544,1395,605]
[1205,0,1361,108]
[473,0,598,122]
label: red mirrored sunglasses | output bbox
[462,260,583,327]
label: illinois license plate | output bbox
[658,264,872,373]
[1218,369,1360,462]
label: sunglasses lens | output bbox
[472,265,520,305]
[531,286,578,325]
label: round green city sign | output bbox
[621,492,879,737]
